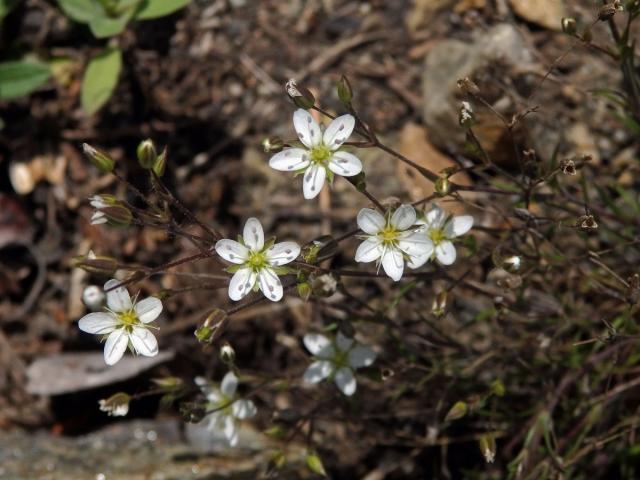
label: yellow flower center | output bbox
[429,228,446,244]
[117,309,139,327]
[378,226,400,246]
[247,251,267,271]
[310,145,332,164]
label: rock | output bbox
[509,0,567,31]
[26,352,174,396]
[422,23,535,158]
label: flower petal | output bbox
[354,237,383,263]
[423,204,446,229]
[334,367,357,396]
[435,240,457,265]
[78,312,118,334]
[130,327,158,357]
[134,296,163,323]
[390,204,417,230]
[91,211,107,225]
[302,164,326,199]
[445,215,474,238]
[224,415,237,444]
[265,241,300,266]
[221,371,238,397]
[268,148,311,172]
[303,360,333,384]
[357,208,385,235]
[104,328,128,366]
[381,248,404,282]
[303,333,335,358]
[232,399,257,419]
[293,109,322,148]
[328,150,362,177]
[104,279,132,312]
[243,217,264,251]
[215,239,249,264]
[323,114,355,150]
[348,345,377,369]
[398,232,434,264]
[336,332,354,352]
[228,267,257,301]
[258,268,283,302]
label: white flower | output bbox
[196,372,257,447]
[354,204,433,281]
[77,279,162,365]
[269,109,363,199]
[303,332,377,396]
[89,195,109,225]
[215,217,300,302]
[415,204,474,266]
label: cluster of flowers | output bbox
[79,107,474,445]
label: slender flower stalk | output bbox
[269,109,363,199]
[77,279,162,365]
[215,218,300,302]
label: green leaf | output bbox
[81,47,122,115]
[89,11,131,37]
[305,452,327,477]
[0,61,51,99]
[134,0,189,20]
[57,0,104,23]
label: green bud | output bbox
[101,205,133,227]
[137,139,157,169]
[337,75,353,105]
[152,147,167,177]
[305,451,327,477]
[219,342,236,365]
[478,435,496,463]
[445,400,468,421]
[285,79,315,109]
[297,281,312,302]
[561,17,577,35]
[82,143,114,173]
[262,136,284,153]
[491,379,505,397]
[152,376,184,391]
[195,308,228,344]
[302,235,338,264]
[72,254,119,276]
[431,291,449,317]
[435,176,451,196]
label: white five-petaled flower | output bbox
[77,279,162,366]
[303,332,377,396]
[269,109,363,199]
[196,372,257,447]
[415,204,474,266]
[215,217,300,302]
[354,204,433,281]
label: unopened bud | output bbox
[98,392,131,417]
[297,281,312,301]
[137,139,157,169]
[503,255,522,273]
[457,77,480,95]
[152,147,167,177]
[478,435,497,463]
[435,176,451,196]
[195,308,228,344]
[72,254,118,275]
[220,342,236,365]
[152,376,184,391]
[598,2,622,21]
[262,136,284,153]
[100,205,133,227]
[311,273,338,297]
[82,143,115,173]
[302,235,339,263]
[82,285,105,310]
[581,27,593,43]
[561,17,577,35]
[337,75,353,105]
[431,291,449,317]
[285,79,315,109]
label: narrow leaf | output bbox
[305,452,327,477]
[81,47,122,115]
[134,0,189,20]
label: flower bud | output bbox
[478,435,497,463]
[262,136,284,153]
[311,273,338,297]
[503,255,522,273]
[445,401,468,421]
[598,2,621,21]
[100,205,133,227]
[431,291,449,317]
[72,254,119,276]
[137,139,157,169]
[561,17,577,35]
[98,392,131,417]
[152,376,184,391]
[195,308,228,344]
[82,143,115,173]
[152,147,167,177]
[219,342,236,365]
[581,27,593,43]
[82,285,105,310]
[435,176,451,196]
[302,235,338,264]
[285,79,315,109]
[297,281,312,302]
[457,77,480,95]
[337,75,353,105]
